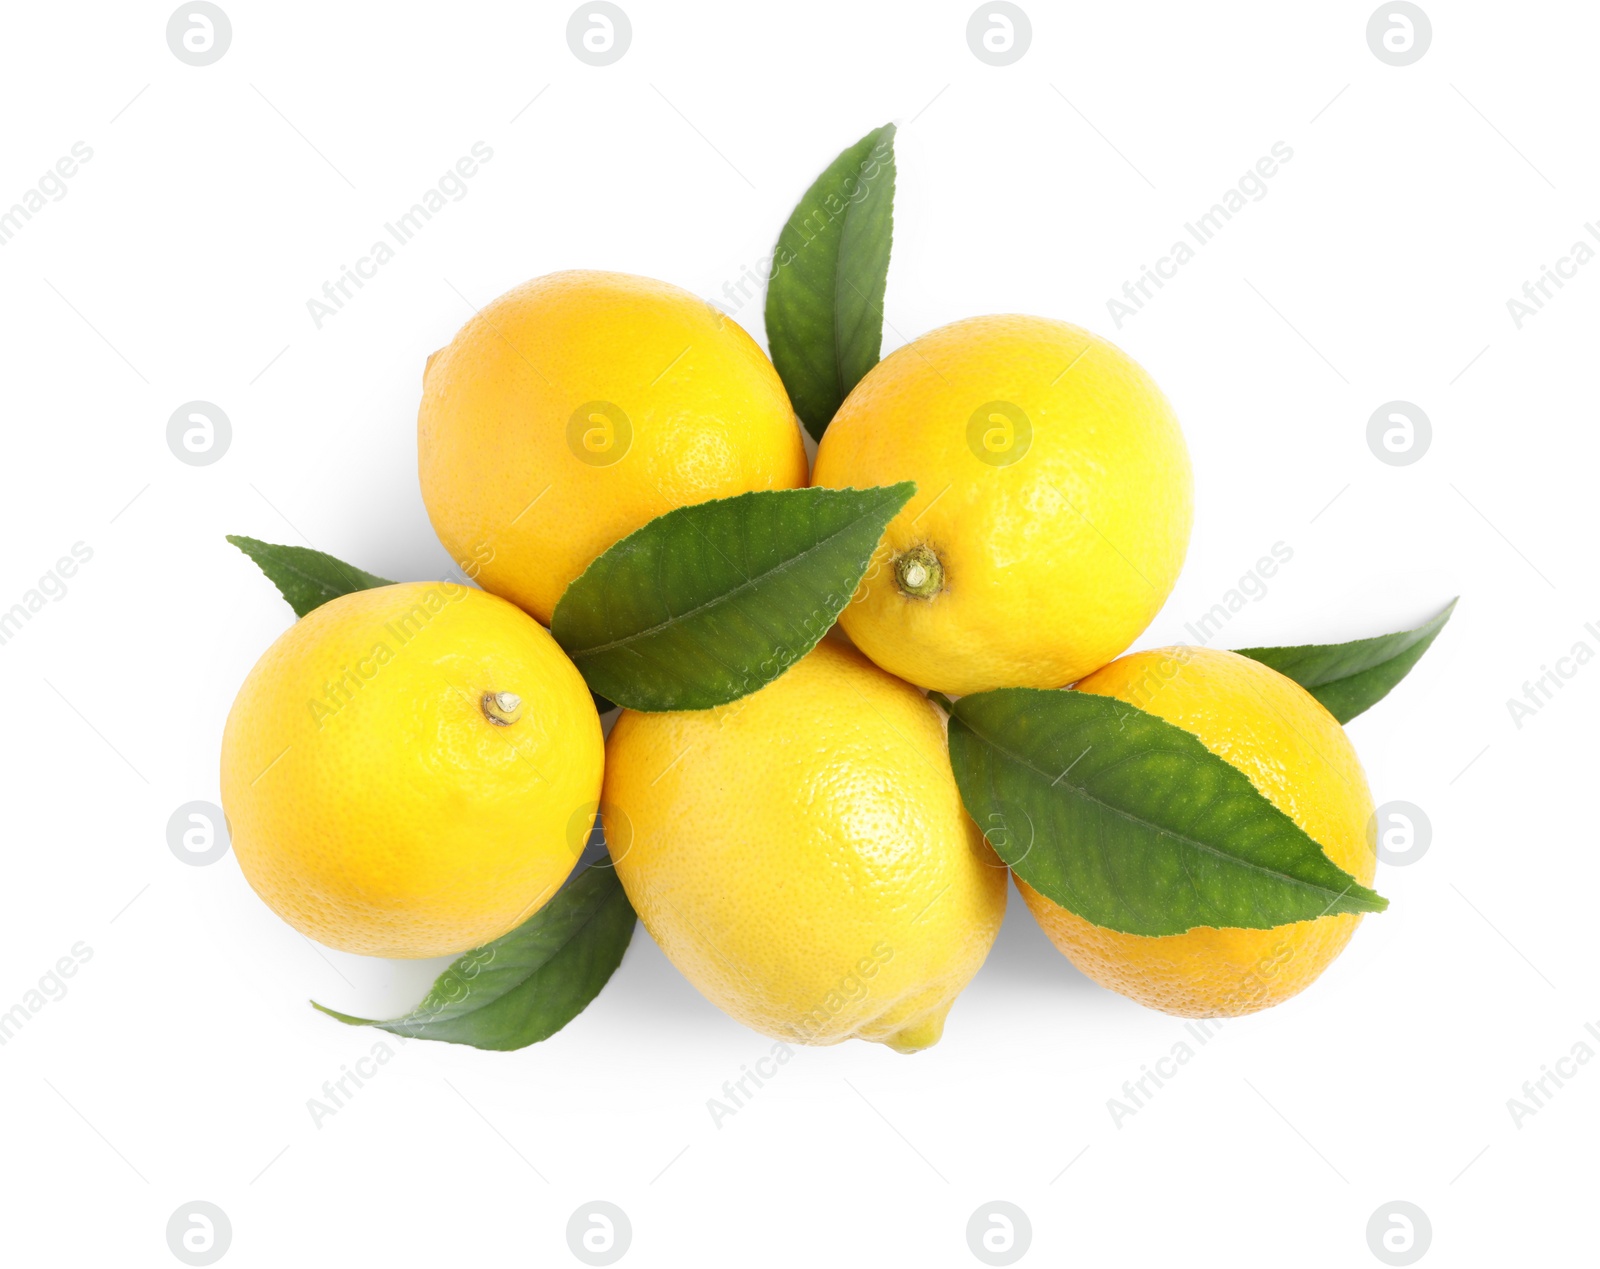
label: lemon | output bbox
[220,582,603,959]
[1018,646,1377,1017]
[418,270,809,624]
[603,639,1007,1052]
[811,315,1192,695]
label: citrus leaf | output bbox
[551,483,914,711]
[947,688,1388,936]
[227,534,392,617]
[765,123,896,440]
[1234,598,1457,723]
[312,864,636,1051]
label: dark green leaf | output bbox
[765,123,897,440]
[312,865,636,1051]
[551,484,914,711]
[590,689,617,716]
[1234,598,1457,723]
[227,534,392,617]
[948,689,1388,937]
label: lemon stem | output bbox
[894,546,944,599]
[482,692,523,726]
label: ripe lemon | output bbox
[811,315,1192,695]
[603,639,1007,1052]
[220,582,603,959]
[1018,646,1377,1016]
[418,270,808,624]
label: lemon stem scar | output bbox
[482,692,523,726]
[894,545,944,600]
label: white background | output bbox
[1,2,1593,1265]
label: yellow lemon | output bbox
[220,582,603,958]
[418,270,809,623]
[603,640,1007,1052]
[1018,646,1377,1017]
[811,315,1192,695]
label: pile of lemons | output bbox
[221,270,1378,1052]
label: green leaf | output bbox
[551,484,914,712]
[227,535,392,617]
[765,123,897,441]
[1234,598,1457,724]
[312,864,636,1051]
[947,689,1388,937]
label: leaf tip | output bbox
[310,999,373,1027]
[886,478,917,508]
